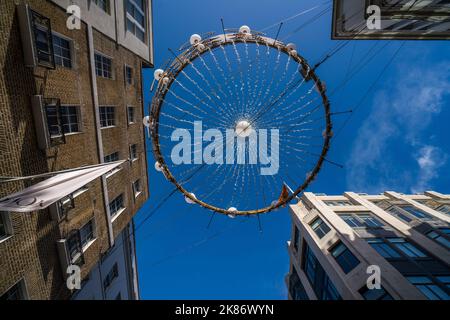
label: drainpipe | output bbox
[87,24,115,248]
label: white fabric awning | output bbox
[0,161,125,212]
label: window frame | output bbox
[66,229,85,266]
[302,243,342,300]
[52,32,73,69]
[127,106,136,124]
[0,211,13,243]
[59,105,82,134]
[109,194,125,219]
[426,229,450,249]
[104,151,120,163]
[79,219,96,249]
[0,279,28,300]
[124,64,134,85]
[407,275,450,300]
[293,226,301,252]
[309,216,331,239]
[329,241,360,274]
[339,212,385,229]
[359,285,393,300]
[367,237,428,260]
[387,205,434,223]
[30,9,55,68]
[436,204,450,215]
[132,179,142,199]
[323,200,353,206]
[130,144,138,161]
[125,0,147,42]
[92,0,111,14]
[94,52,113,79]
[99,106,116,128]
[104,151,122,177]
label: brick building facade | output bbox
[0,0,153,299]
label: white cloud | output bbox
[346,63,450,194]
[412,145,448,194]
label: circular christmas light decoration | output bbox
[149,25,332,216]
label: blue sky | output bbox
[135,0,450,299]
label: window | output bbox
[340,214,364,228]
[133,179,142,198]
[0,280,26,300]
[437,276,450,289]
[303,244,341,300]
[367,238,427,259]
[52,34,72,68]
[367,239,401,259]
[359,286,393,300]
[436,205,450,215]
[66,230,83,263]
[126,0,146,42]
[31,11,55,67]
[109,194,125,218]
[127,106,136,124]
[323,200,353,206]
[359,214,384,227]
[304,244,318,283]
[103,263,119,289]
[386,206,413,222]
[93,0,110,13]
[125,65,133,85]
[340,213,384,229]
[407,276,450,300]
[387,205,433,222]
[104,152,121,176]
[130,144,138,161]
[401,205,432,220]
[426,229,450,249]
[45,105,80,136]
[330,242,360,274]
[293,226,300,252]
[288,270,308,300]
[56,194,75,219]
[99,106,115,127]
[95,53,112,78]
[79,220,95,248]
[0,212,12,240]
[0,213,6,238]
[310,217,331,239]
[104,151,119,163]
[387,238,427,258]
[60,106,80,133]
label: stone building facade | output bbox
[287,191,450,300]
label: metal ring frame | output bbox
[150,28,332,216]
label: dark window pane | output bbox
[402,206,432,219]
[388,238,427,258]
[330,242,360,273]
[310,217,330,239]
[340,214,364,228]
[0,282,25,300]
[367,239,401,258]
[359,286,393,300]
[359,214,384,227]
[0,214,6,237]
[302,244,341,300]
[387,207,413,222]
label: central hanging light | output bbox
[235,120,253,138]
